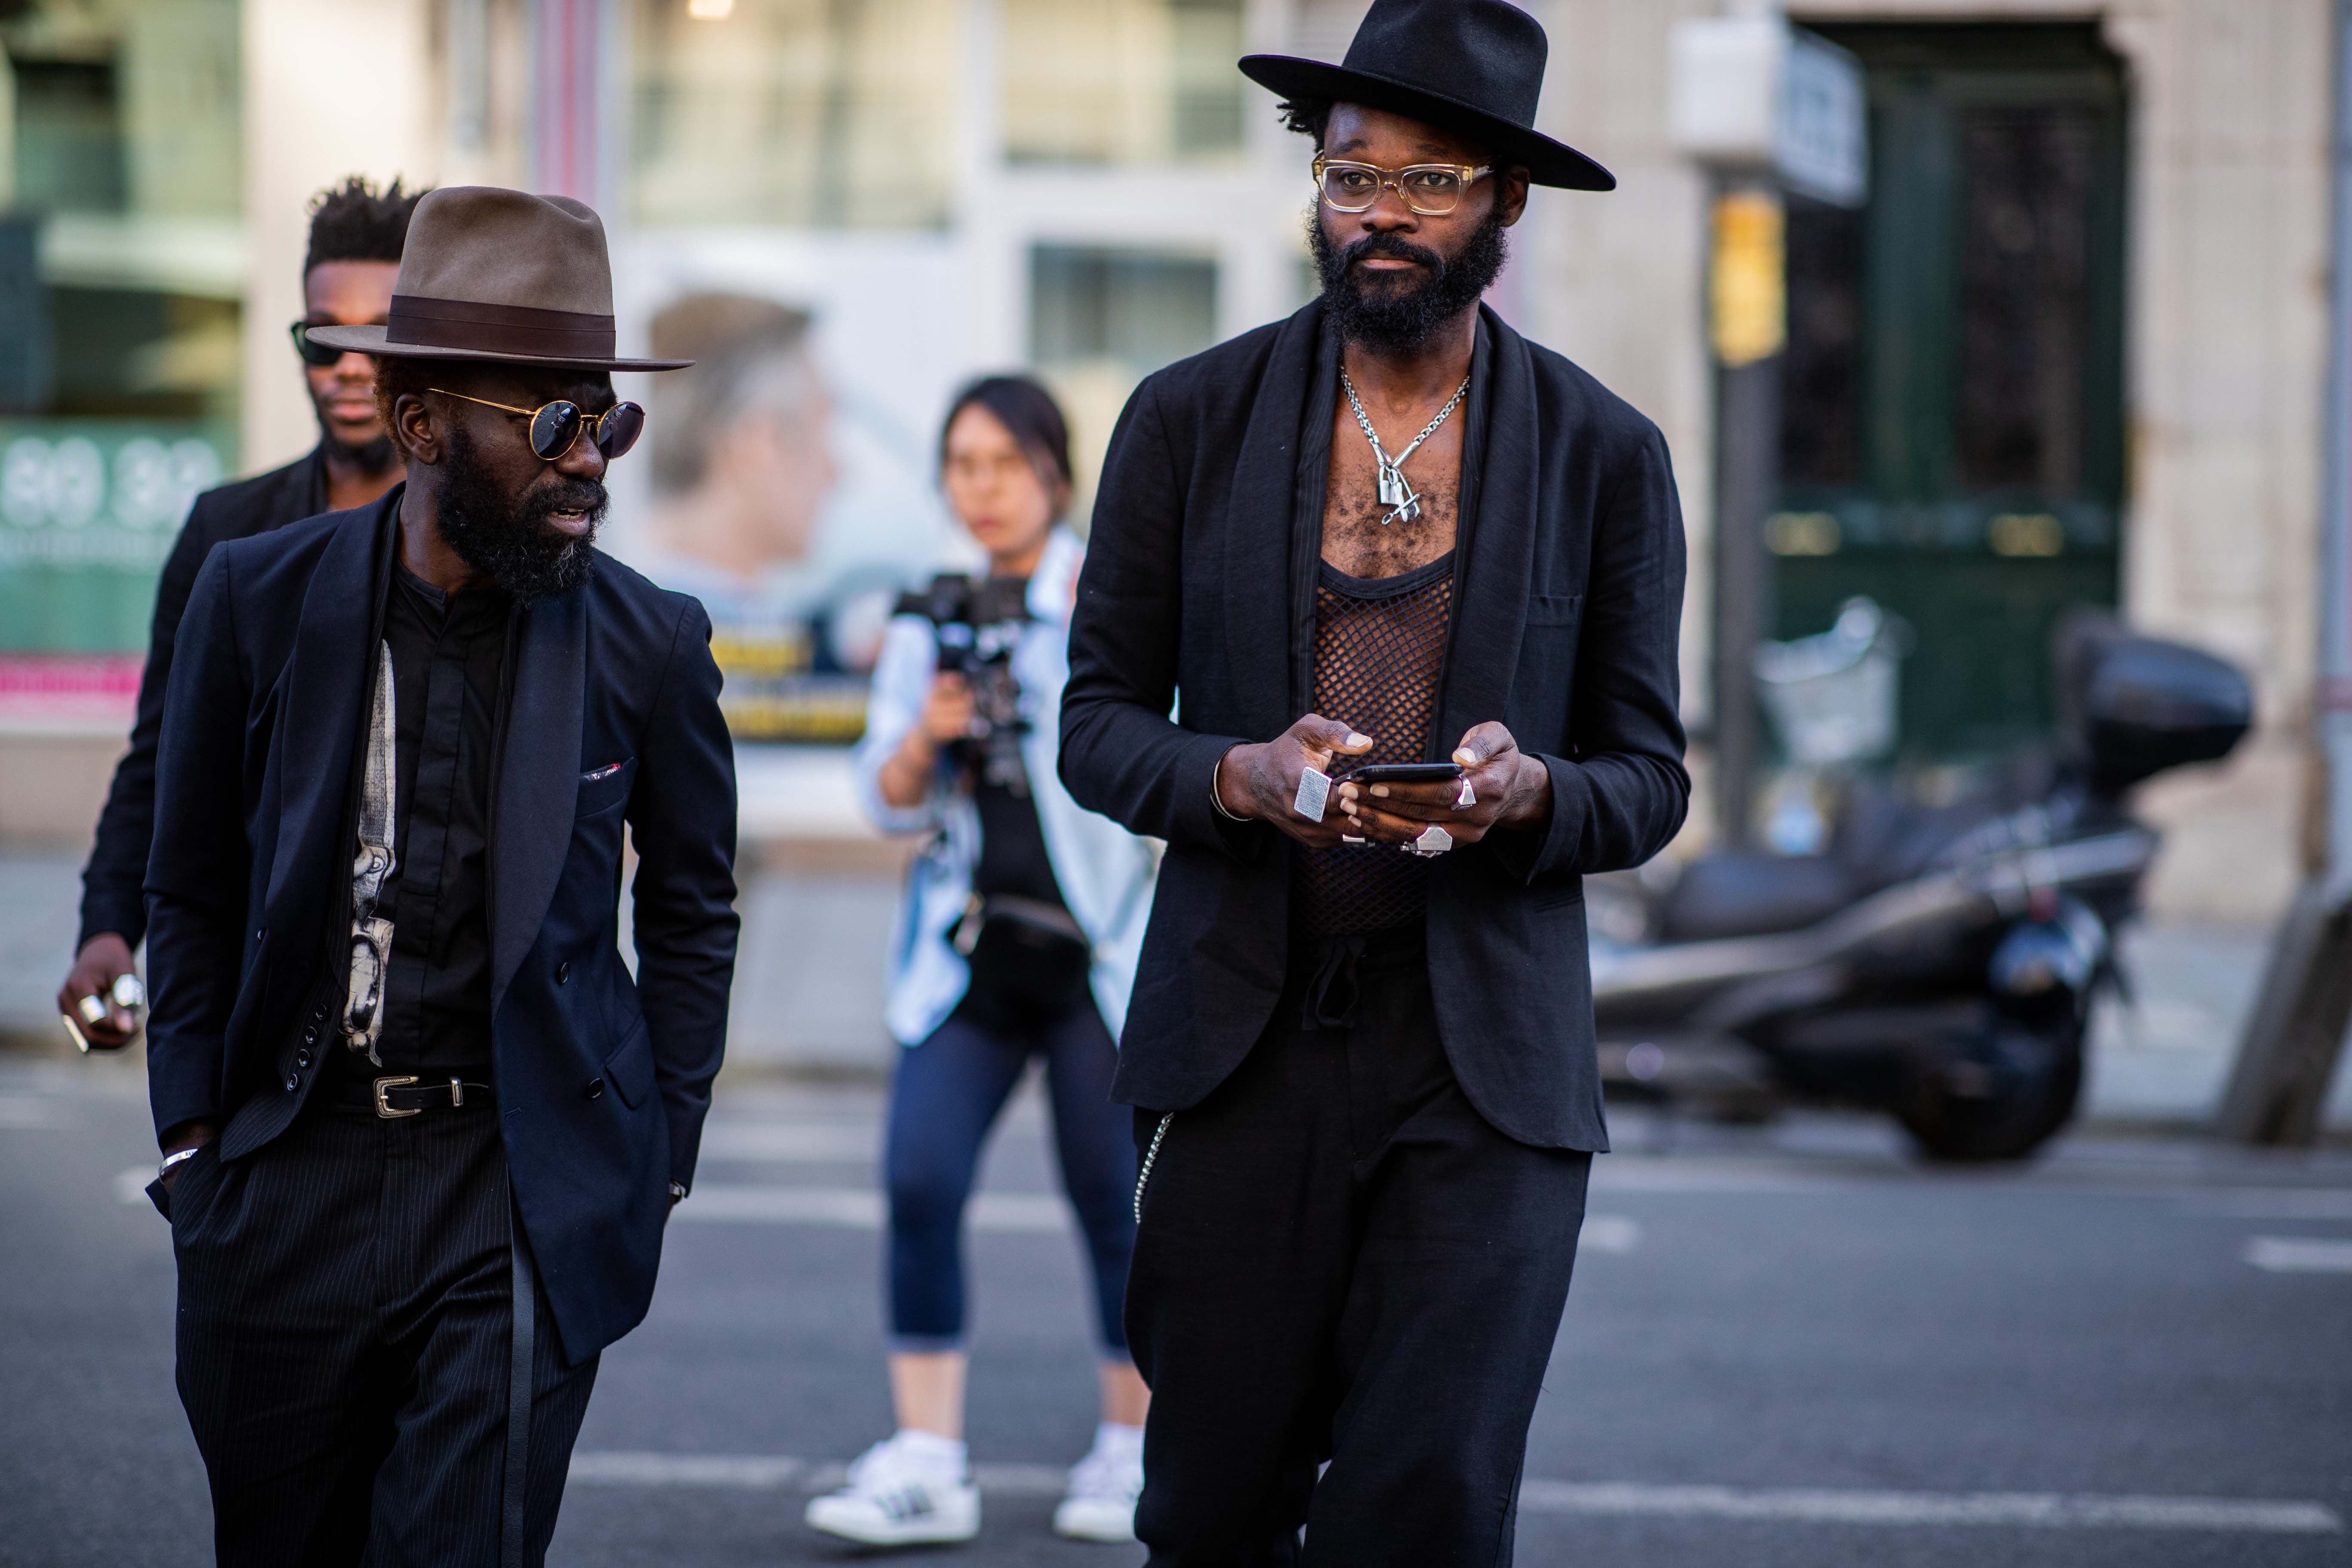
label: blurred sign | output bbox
[1711,191,1786,368]
[1670,17,1869,208]
[0,420,229,727]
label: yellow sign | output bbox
[1712,190,1787,368]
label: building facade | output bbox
[0,0,2328,928]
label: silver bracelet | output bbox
[1210,750,1250,823]
[157,1147,202,1179]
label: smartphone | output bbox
[1345,762,1466,786]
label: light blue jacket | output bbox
[854,528,1158,1046]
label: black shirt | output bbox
[972,777,1066,908]
[367,561,512,1073]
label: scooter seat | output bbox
[1655,853,1858,943]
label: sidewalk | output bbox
[3,851,2346,1129]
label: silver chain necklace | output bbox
[1342,368,1470,526]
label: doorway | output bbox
[1777,23,2128,759]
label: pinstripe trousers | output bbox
[165,1091,598,1566]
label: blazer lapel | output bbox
[1436,309,1540,753]
[265,496,396,922]
[1223,302,1327,739]
[490,585,585,1008]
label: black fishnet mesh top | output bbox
[1293,550,1456,937]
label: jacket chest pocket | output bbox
[576,756,637,823]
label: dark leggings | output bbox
[885,1004,1137,1354]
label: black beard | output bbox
[1310,207,1510,356]
[321,429,397,477]
[433,424,604,602]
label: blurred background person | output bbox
[808,376,1156,1549]
[640,292,866,743]
[55,176,421,1050]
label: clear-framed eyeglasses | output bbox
[1313,155,1493,217]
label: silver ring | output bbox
[110,974,146,1012]
[1410,824,1455,858]
[76,992,109,1026]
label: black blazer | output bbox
[1060,302,1688,1152]
[145,490,740,1360]
[80,447,329,949]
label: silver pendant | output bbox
[1384,493,1421,527]
[1378,462,1407,508]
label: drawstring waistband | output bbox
[1303,934,1369,1031]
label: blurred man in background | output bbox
[58,177,422,1047]
[640,292,865,741]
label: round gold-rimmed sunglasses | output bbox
[1313,155,1493,217]
[428,388,646,462]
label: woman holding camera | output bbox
[809,377,1157,1548]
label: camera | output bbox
[895,573,1032,792]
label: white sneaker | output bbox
[805,1431,981,1547]
[1053,1423,1144,1543]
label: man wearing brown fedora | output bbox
[1060,1,1689,1561]
[141,186,738,1565]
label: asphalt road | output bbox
[3,1052,2349,1567]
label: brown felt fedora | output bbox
[306,186,689,372]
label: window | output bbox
[1003,0,1244,166]
[631,0,960,229]
[1030,245,1219,509]
[0,0,241,712]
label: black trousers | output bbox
[1127,926,1592,1568]
[165,1089,598,1566]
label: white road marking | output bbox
[568,1452,805,1488]
[563,1455,2342,1533]
[0,1096,68,1128]
[674,1185,1071,1232]
[2245,1236,2352,1273]
[113,1167,152,1206]
[1580,1214,1642,1253]
[1514,1482,2342,1533]
[2187,1190,2352,1220]
[695,1123,878,1163]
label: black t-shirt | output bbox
[358,562,512,1076]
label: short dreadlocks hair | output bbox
[304,177,423,279]
[1277,97,1335,150]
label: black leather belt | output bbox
[339,1074,497,1118]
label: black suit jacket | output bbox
[80,446,328,949]
[145,490,740,1360]
[1060,302,1688,1151]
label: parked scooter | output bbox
[1589,613,2253,1161]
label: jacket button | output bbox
[303,1026,319,1045]
[296,1048,313,1069]
[310,1004,327,1023]
[285,1072,299,1092]
[556,962,571,986]
[584,1077,604,1100]
[255,928,267,942]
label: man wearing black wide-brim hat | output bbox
[1060,1,1689,1559]
[141,187,738,1565]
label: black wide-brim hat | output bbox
[307,186,689,373]
[1240,0,1614,192]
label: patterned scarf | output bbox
[342,640,397,1066]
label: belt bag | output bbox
[953,893,1092,1026]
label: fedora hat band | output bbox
[387,294,617,360]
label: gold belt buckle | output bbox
[373,1075,421,1119]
